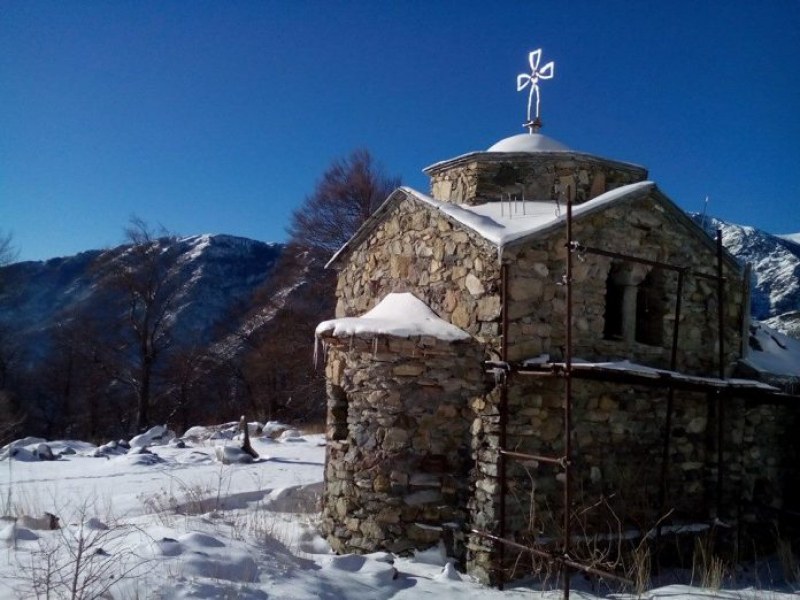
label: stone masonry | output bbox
[425,151,647,206]
[319,138,798,584]
[319,332,485,559]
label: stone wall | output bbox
[324,164,763,585]
[504,194,745,374]
[425,152,647,206]
[466,378,799,583]
[334,193,503,347]
[727,399,800,542]
[333,183,744,377]
[320,333,485,559]
[467,378,715,582]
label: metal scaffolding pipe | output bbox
[471,529,633,586]
[497,262,510,589]
[656,269,684,561]
[500,449,567,467]
[715,230,725,516]
[575,243,726,281]
[563,192,574,599]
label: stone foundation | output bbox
[466,379,800,583]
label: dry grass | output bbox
[692,536,727,590]
[776,537,799,585]
[299,421,326,436]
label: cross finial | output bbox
[517,49,555,133]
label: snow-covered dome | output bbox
[488,132,571,153]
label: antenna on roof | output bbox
[517,48,555,134]
[701,195,709,230]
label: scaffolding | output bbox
[470,192,799,598]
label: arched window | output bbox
[635,270,665,346]
[603,265,626,340]
[603,264,666,346]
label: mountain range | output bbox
[2,217,799,369]
[0,234,283,366]
[0,214,797,437]
[689,214,800,337]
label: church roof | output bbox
[406,182,654,249]
[327,182,741,273]
[487,132,571,152]
[328,181,652,266]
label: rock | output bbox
[34,443,55,461]
[214,445,254,464]
[465,273,485,297]
[129,425,175,449]
[17,513,60,530]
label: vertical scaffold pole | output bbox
[497,263,509,589]
[563,191,574,599]
[656,269,684,564]
[715,230,725,515]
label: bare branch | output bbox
[286,149,400,255]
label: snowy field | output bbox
[0,423,796,599]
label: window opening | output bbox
[603,264,625,340]
[635,270,665,346]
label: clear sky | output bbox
[2,1,799,262]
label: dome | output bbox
[487,132,571,153]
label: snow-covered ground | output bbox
[0,423,796,599]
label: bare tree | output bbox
[0,229,19,303]
[25,313,117,440]
[0,232,23,441]
[160,342,216,433]
[96,218,182,432]
[236,150,399,425]
[0,230,18,268]
[286,149,400,256]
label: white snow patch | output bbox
[487,132,571,152]
[525,358,782,391]
[436,561,463,581]
[181,233,214,261]
[0,424,796,599]
[744,321,800,377]
[316,292,470,341]
[406,181,655,251]
[777,232,800,245]
[129,424,175,449]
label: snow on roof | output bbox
[423,146,647,176]
[487,132,571,152]
[743,321,800,377]
[326,181,656,267]
[409,180,655,251]
[522,358,782,392]
[315,292,470,341]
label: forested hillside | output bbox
[0,233,329,441]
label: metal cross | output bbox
[517,49,555,132]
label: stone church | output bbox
[314,61,798,583]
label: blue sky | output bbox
[2,1,799,262]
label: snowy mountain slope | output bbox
[764,310,800,340]
[689,214,800,323]
[744,321,800,378]
[778,232,800,245]
[0,234,283,364]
